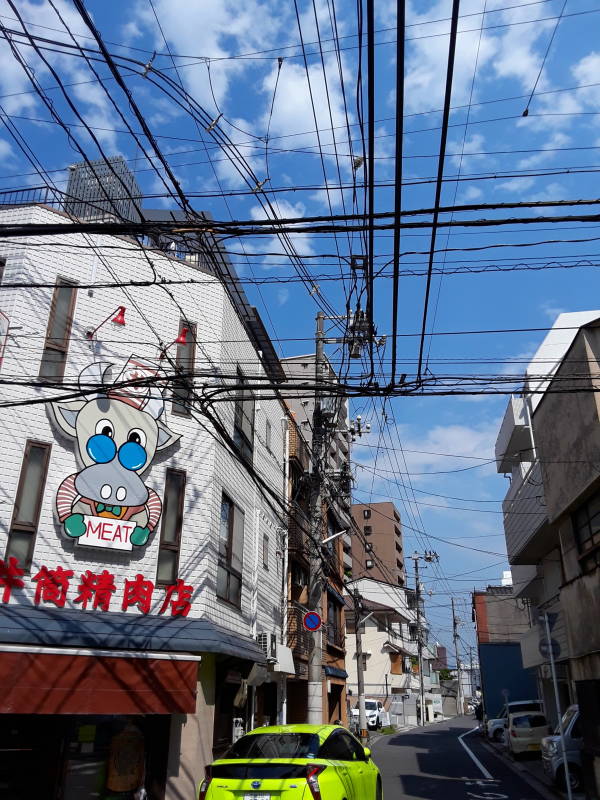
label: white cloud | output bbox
[497,176,536,193]
[449,133,487,169]
[540,300,567,321]
[460,185,483,201]
[247,199,315,269]
[354,419,500,485]
[126,0,284,110]
[571,51,600,108]
[276,287,290,306]
[517,131,570,169]
[0,138,14,163]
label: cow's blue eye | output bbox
[118,441,147,471]
[86,434,117,464]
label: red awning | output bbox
[0,650,197,714]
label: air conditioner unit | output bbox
[256,632,277,661]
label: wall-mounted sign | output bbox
[51,358,180,551]
[0,557,194,616]
[303,611,322,631]
[77,515,137,551]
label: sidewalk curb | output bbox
[479,738,563,800]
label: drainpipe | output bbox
[278,415,290,725]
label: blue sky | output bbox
[0,0,599,656]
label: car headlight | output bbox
[545,741,558,755]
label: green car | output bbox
[198,723,382,800]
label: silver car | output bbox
[541,705,582,791]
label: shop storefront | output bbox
[0,605,266,799]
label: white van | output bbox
[351,699,385,730]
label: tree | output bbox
[438,668,453,681]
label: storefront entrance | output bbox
[0,714,169,800]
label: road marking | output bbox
[459,728,494,780]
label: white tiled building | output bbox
[0,203,290,799]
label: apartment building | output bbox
[351,501,405,586]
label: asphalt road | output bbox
[372,716,549,800]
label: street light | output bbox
[85,306,127,340]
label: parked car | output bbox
[197,724,382,800]
[506,711,551,758]
[542,705,583,791]
[487,699,542,742]
[351,699,385,730]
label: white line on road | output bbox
[459,728,493,780]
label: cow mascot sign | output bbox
[51,358,180,552]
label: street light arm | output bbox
[322,528,349,545]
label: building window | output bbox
[327,596,343,648]
[233,369,254,463]
[172,321,196,416]
[40,279,77,381]
[156,469,186,585]
[0,258,5,283]
[363,509,371,519]
[360,653,368,672]
[291,561,308,587]
[573,491,600,571]
[265,419,272,453]
[263,534,269,570]
[364,525,372,535]
[6,441,51,570]
[217,493,244,607]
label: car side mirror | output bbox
[503,721,508,727]
[363,747,371,760]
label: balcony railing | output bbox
[288,506,310,554]
[326,623,345,650]
[503,460,549,563]
[287,602,310,660]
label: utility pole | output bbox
[410,550,438,726]
[544,612,573,800]
[414,555,425,726]
[353,587,369,743]
[307,311,326,724]
[305,304,374,725]
[452,598,464,716]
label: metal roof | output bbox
[0,605,266,663]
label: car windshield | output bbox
[225,733,320,760]
[556,707,577,735]
[365,701,377,711]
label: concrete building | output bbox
[495,311,600,798]
[0,202,292,799]
[350,501,405,586]
[64,156,142,222]
[472,585,538,719]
